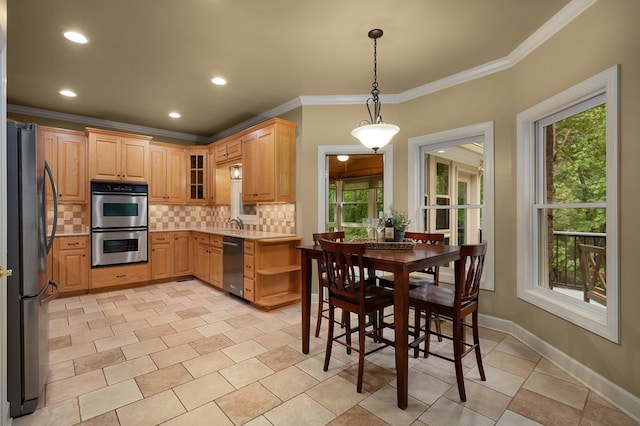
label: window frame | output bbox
[516,65,619,342]
[408,122,494,290]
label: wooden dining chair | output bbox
[378,232,445,352]
[312,231,345,337]
[409,241,487,402]
[378,232,445,289]
[578,243,607,306]
[320,239,395,393]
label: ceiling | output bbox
[7,0,572,141]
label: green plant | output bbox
[390,208,411,231]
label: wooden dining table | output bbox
[297,242,461,409]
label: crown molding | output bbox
[7,104,210,143]
[8,0,597,142]
[509,0,597,66]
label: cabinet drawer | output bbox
[210,235,223,248]
[243,278,255,302]
[90,263,149,289]
[150,232,172,243]
[244,255,254,278]
[244,240,255,255]
[195,233,210,244]
[58,236,88,249]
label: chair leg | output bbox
[452,315,467,402]
[345,312,352,355]
[323,305,334,372]
[314,286,325,338]
[413,308,421,358]
[434,314,443,342]
[424,310,433,358]
[357,313,366,393]
[472,310,486,381]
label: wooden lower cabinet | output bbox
[53,236,89,294]
[173,232,191,276]
[194,233,210,282]
[193,233,223,289]
[209,235,223,289]
[243,242,255,301]
[150,232,173,280]
[244,237,302,310]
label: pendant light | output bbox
[351,29,399,153]
[229,164,242,180]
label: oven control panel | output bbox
[91,181,148,194]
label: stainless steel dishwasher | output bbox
[222,236,244,297]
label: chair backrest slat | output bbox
[312,231,345,275]
[320,239,367,302]
[455,242,487,306]
[404,232,444,278]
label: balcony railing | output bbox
[552,231,606,290]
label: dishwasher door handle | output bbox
[223,241,241,248]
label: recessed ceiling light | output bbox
[211,77,227,86]
[168,112,181,118]
[437,150,445,154]
[59,89,77,97]
[337,155,349,162]
[62,31,89,44]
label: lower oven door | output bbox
[91,229,148,267]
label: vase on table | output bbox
[394,230,405,242]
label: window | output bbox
[318,145,393,237]
[516,66,619,342]
[408,122,494,290]
[329,176,382,240]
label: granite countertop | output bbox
[55,228,297,241]
[150,227,298,240]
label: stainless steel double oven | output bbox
[91,181,148,267]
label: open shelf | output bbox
[256,265,301,276]
[255,292,301,311]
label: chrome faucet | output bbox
[229,217,243,230]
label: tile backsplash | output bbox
[49,203,296,234]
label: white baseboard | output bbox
[479,314,640,422]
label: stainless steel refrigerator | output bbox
[6,121,59,417]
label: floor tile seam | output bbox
[431,394,498,422]
[528,366,590,391]
[520,376,589,412]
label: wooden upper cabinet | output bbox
[207,148,216,204]
[214,137,242,165]
[242,119,296,203]
[87,127,151,182]
[186,148,207,203]
[149,143,185,204]
[40,126,87,203]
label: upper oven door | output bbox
[91,193,148,229]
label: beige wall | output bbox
[293,0,640,399]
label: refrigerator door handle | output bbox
[20,278,54,300]
[40,280,59,305]
[44,161,58,255]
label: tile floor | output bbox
[14,279,638,426]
